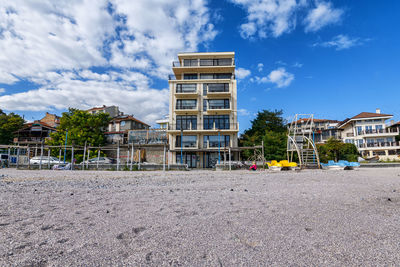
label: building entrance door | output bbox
[176,152,197,168]
[204,152,220,168]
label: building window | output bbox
[183,73,198,80]
[207,83,229,93]
[176,135,197,147]
[373,151,386,156]
[199,58,232,66]
[176,115,197,130]
[208,99,230,109]
[203,135,230,148]
[388,150,396,155]
[375,125,383,132]
[183,59,198,66]
[176,84,197,93]
[365,125,373,133]
[176,99,197,109]
[203,115,230,130]
[356,126,362,135]
[200,73,232,79]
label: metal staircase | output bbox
[287,114,321,169]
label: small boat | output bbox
[321,160,360,170]
[267,160,298,171]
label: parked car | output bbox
[30,156,63,165]
[81,157,115,165]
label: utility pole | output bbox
[63,129,68,164]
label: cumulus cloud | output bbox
[231,0,302,39]
[313,34,368,50]
[238,108,250,116]
[230,0,344,39]
[257,63,264,72]
[0,70,168,123]
[236,67,251,79]
[0,0,217,124]
[252,67,294,88]
[304,1,344,32]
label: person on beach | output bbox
[249,162,257,171]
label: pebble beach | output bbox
[1,168,400,266]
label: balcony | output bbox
[205,83,230,97]
[175,84,198,97]
[357,141,400,150]
[167,123,239,132]
[172,58,235,77]
[173,58,235,67]
[356,128,399,137]
[13,137,51,143]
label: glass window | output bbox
[199,73,232,79]
[203,135,230,147]
[203,84,207,96]
[176,99,197,109]
[183,73,198,80]
[176,84,197,93]
[183,59,198,66]
[208,99,230,109]
[176,115,197,130]
[207,83,229,93]
[200,73,214,80]
[203,115,230,130]
[176,135,197,147]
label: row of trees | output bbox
[239,109,359,163]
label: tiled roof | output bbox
[350,112,392,119]
[112,115,150,127]
[15,121,57,132]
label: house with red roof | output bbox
[336,109,400,159]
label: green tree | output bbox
[240,109,287,160]
[0,109,25,144]
[317,137,359,163]
[47,108,110,162]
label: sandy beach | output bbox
[1,168,400,266]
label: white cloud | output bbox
[0,70,168,123]
[238,108,250,116]
[0,0,217,124]
[0,88,5,94]
[292,62,303,68]
[231,0,344,39]
[231,0,302,39]
[257,63,264,72]
[304,1,344,32]
[236,67,251,79]
[253,67,294,88]
[313,34,367,50]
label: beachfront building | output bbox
[336,109,400,159]
[290,118,340,144]
[167,52,239,168]
[105,115,150,144]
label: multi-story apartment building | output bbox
[336,109,399,159]
[290,109,400,160]
[167,52,239,168]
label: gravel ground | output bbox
[1,168,400,266]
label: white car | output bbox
[81,157,115,165]
[30,156,63,165]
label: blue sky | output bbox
[0,0,399,132]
